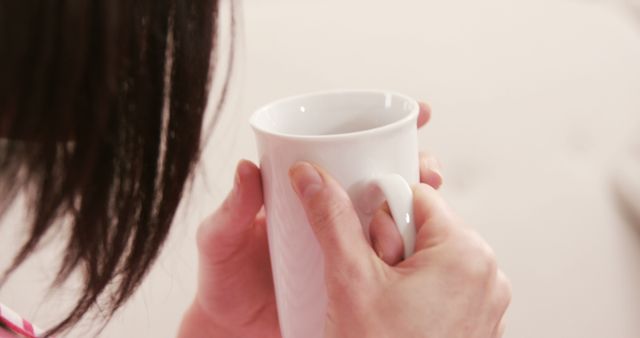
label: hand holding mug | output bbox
[290,164,511,338]
[178,99,444,338]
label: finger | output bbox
[197,160,264,256]
[290,162,374,272]
[369,205,404,265]
[417,102,431,128]
[419,152,443,189]
[412,183,458,251]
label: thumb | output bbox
[412,183,459,251]
[289,162,374,273]
[197,160,264,259]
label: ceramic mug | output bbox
[251,90,420,338]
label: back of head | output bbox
[0,1,228,335]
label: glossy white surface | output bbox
[251,90,417,137]
[369,174,416,258]
[252,90,419,338]
[0,1,639,337]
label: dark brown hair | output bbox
[0,1,231,335]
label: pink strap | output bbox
[0,304,47,338]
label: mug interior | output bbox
[251,91,418,138]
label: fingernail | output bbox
[290,162,324,201]
[238,159,255,179]
[421,157,443,189]
[233,160,253,197]
[425,157,442,175]
[232,162,243,197]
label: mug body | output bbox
[251,90,419,338]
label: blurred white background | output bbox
[2,0,640,337]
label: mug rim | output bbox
[250,89,419,141]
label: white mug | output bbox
[251,90,419,338]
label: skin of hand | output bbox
[177,103,451,338]
[289,163,511,338]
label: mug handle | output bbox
[369,174,416,259]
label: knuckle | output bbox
[329,263,368,291]
[326,261,379,306]
[461,255,494,281]
[219,196,234,215]
[195,207,233,253]
[195,216,214,252]
[308,192,352,232]
[497,272,513,307]
[457,231,498,280]
[325,264,385,313]
[201,198,235,239]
